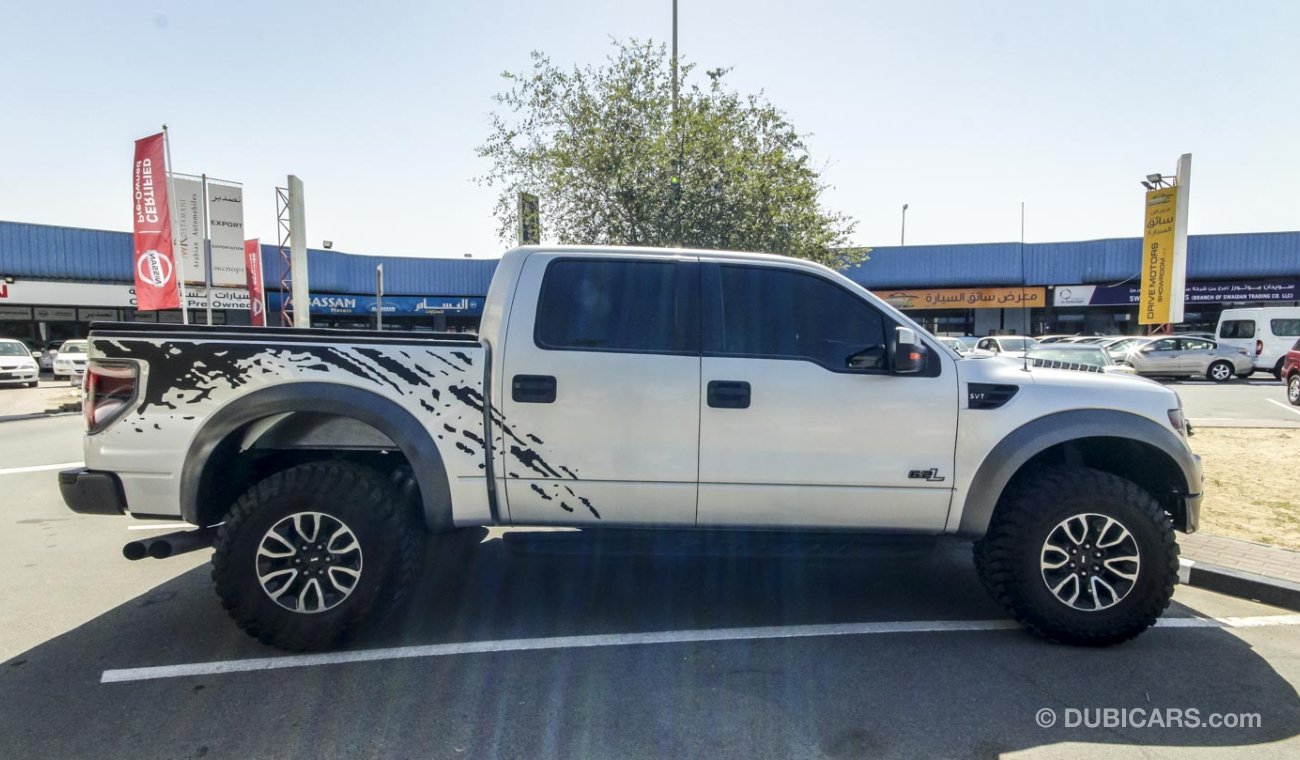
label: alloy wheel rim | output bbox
[1211,363,1231,381]
[1040,513,1141,612]
[255,512,363,614]
[1290,377,1300,403]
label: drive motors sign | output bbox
[1138,154,1192,325]
[132,133,180,311]
[1139,187,1178,324]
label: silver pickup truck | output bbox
[60,245,1201,650]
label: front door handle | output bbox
[512,374,557,403]
[707,380,750,409]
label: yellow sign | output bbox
[875,286,1045,310]
[1139,187,1179,324]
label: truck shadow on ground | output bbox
[1,531,1298,758]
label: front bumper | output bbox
[0,365,39,383]
[1181,453,1203,534]
[59,468,127,516]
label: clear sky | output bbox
[2,1,1297,259]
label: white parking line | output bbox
[100,614,1300,684]
[126,523,193,532]
[1266,398,1300,417]
[0,461,82,476]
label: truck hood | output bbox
[954,353,1183,429]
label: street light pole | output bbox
[671,0,681,248]
[901,203,909,246]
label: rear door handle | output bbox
[707,380,750,409]
[512,374,557,403]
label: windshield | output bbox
[0,342,31,357]
[998,338,1037,351]
[1029,346,1110,367]
[59,342,88,354]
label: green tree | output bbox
[476,39,867,269]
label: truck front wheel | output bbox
[973,467,1178,646]
[212,461,423,651]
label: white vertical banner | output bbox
[207,182,247,287]
[170,176,205,285]
[1169,153,1192,324]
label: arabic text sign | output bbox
[1139,187,1179,324]
[876,286,1046,310]
[207,183,247,287]
[266,291,484,316]
[1055,279,1299,307]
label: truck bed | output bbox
[84,321,493,526]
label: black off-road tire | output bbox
[212,461,424,651]
[973,466,1178,646]
[1288,374,1300,407]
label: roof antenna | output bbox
[1021,200,1029,372]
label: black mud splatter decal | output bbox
[92,336,605,520]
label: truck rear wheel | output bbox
[212,461,423,651]
[973,466,1178,646]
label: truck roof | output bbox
[501,244,808,266]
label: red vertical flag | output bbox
[132,133,180,310]
[244,238,267,326]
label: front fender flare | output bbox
[955,409,1201,538]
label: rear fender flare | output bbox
[181,382,452,530]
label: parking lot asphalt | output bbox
[3,417,1300,759]
[1166,377,1300,427]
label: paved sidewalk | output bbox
[1182,532,1300,585]
[0,379,79,420]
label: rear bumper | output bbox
[59,468,127,516]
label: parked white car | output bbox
[973,336,1038,359]
[1216,307,1300,379]
[53,339,89,383]
[935,336,971,355]
[0,339,40,387]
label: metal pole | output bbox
[671,0,681,248]
[201,173,214,325]
[161,125,189,324]
[900,203,908,246]
[287,175,310,329]
[376,264,384,331]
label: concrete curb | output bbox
[1180,558,1300,612]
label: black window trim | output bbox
[532,255,701,358]
[700,261,942,378]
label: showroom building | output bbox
[1,219,1297,343]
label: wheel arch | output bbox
[957,410,1200,538]
[181,382,453,531]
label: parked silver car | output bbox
[1125,336,1253,381]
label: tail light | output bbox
[1256,339,1264,356]
[85,361,138,433]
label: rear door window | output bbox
[1181,338,1214,351]
[1270,319,1300,337]
[1219,320,1255,339]
[535,259,698,355]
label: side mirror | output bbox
[890,326,926,374]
